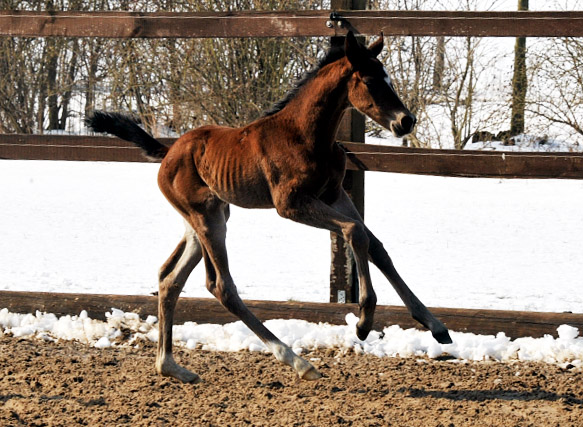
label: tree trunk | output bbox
[45,38,60,131]
[84,39,99,118]
[510,0,529,137]
[433,36,445,93]
[59,40,79,130]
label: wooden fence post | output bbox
[329,0,366,304]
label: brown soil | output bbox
[1,335,582,427]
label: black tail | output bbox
[85,111,168,160]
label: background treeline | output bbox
[0,0,327,136]
[0,0,582,151]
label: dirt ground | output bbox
[1,335,582,427]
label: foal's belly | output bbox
[197,158,275,209]
[211,180,275,209]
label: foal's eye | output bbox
[363,79,374,87]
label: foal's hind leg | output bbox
[188,201,321,381]
[156,221,203,383]
[331,190,452,344]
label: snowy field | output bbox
[1,158,581,312]
[1,158,582,365]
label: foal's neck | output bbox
[284,58,353,149]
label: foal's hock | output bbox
[86,32,451,383]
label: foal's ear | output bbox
[368,32,384,57]
[345,31,365,68]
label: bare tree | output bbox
[366,0,509,149]
[510,0,528,137]
[0,0,325,135]
[0,37,41,133]
[528,36,583,148]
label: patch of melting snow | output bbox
[1,308,582,369]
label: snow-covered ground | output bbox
[1,157,582,365]
[2,158,581,312]
[465,134,582,152]
[2,0,583,368]
[2,308,582,368]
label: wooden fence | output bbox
[2,10,583,38]
[2,290,583,340]
[1,8,582,335]
[2,134,583,179]
[1,10,582,181]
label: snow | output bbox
[1,308,582,368]
[465,134,582,152]
[1,158,582,366]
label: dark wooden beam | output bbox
[0,10,582,38]
[1,291,581,339]
[0,134,148,162]
[2,135,583,179]
[0,10,333,38]
[341,142,583,179]
[336,10,583,38]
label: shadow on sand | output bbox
[398,387,583,405]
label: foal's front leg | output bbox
[276,195,377,340]
[331,190,452,344]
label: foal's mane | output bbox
[263,45,346,117]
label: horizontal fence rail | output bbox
[0,134,146,162]
[341,142,583,179]
[2,134,582,179]
[1,291,582,340]
[1,10,583,38]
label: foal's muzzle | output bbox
[391,112,417,137]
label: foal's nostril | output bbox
[401,114,416,133]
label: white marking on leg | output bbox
[266,341,294,365]
[156,222,203,383]
[266,340,322,380]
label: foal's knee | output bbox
[360,292,377,312]
[206,277,239,307]
[367,232,395,266]
[158,278,183,304]
[344,222,369,254]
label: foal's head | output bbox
[344,32,416,137]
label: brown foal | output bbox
[87,32,452,383]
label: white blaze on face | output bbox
[382,66,393,89]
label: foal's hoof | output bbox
[356,314,374,341]
[356,325,371,341]
[432,327,453,345]
[185,373,203,384]
[159,362,202,384]
[300,366,322,381]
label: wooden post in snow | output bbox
[329,0,366,304]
